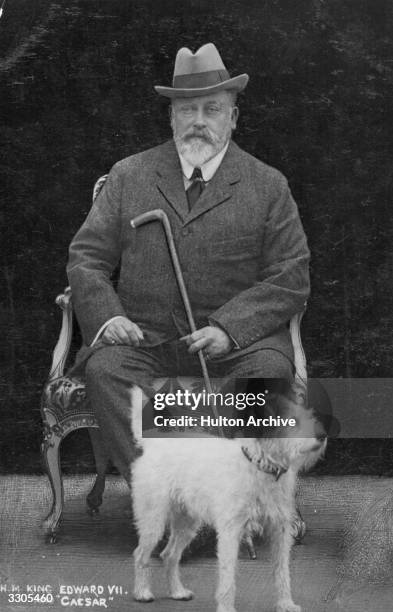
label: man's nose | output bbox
[193,109,206,128]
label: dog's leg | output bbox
[133,516,166,602]
[271,520,301,612]
[159,531,175,562]
[160,513,197,601]
[216,525,242,612]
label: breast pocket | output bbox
[208,234,261,258]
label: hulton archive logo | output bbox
[141,377,339,438]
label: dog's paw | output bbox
[171,587,194,601]
[275,600,301,612]
[217,605,237,612]
[133,588,155,602]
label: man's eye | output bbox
[206,106,221,115]
[180,107,194,115]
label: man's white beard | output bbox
[172,119,232,167]
[176,137,219,167]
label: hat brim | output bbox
[154,74,249,98]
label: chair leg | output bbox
[41,431,64,543]
[243,504,306,559]
[245,534,257,560]
[86,429,109,514]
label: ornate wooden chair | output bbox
[41,176,308,545]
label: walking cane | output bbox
[130,209,224,437]
[131,210,260,559]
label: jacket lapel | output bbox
[184,140,241,225]
[154,139,242,224]
[155,141,189,221]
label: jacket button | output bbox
[181,227,192,236]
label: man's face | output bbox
[171,91,238,167]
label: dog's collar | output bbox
[241,446,288,481]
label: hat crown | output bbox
[154,42,249,98]
[174,43,227,78]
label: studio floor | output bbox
[1,474,393,612]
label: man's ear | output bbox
[231,106,239,128]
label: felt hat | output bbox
[154,43,249,98]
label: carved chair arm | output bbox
[48,286,73,382]
[289,307,308,394]
[47,175,109,383]
[289,305,307,386]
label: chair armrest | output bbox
[46,176,108,383]
[48,286,73,382]
[93,174,108,202]
[289,308,307,392]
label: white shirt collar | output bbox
[178,141,230,183]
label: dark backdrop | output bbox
[1,0,393,473]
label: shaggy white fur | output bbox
[130,385,326,612]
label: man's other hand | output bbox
[102,317,144,346]
[181,325,232,359]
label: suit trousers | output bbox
[85,339,294,483]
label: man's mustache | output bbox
[182,129,214,144]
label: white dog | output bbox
[131,383,326,612]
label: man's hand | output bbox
[181,325,232,359]
[102,316,144,346]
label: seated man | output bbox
[67,43,310,483]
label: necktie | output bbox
[186,167,205,210]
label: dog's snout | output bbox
[313,419,328,443]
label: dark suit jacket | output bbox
[67,139,310,360]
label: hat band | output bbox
[172,69,231,89]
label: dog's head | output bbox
[241,379,327,475]
[266,380,327,471]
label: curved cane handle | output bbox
[130,210,168,228]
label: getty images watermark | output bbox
[141,378,308,437]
